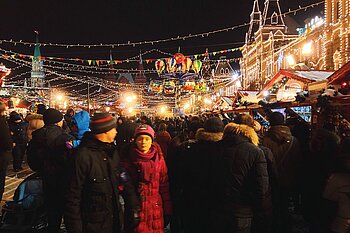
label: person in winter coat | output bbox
[155,123,172,158]
[262,112,302,233]
[65,113,140,233]
[166,120,203,233]
[0,102,12,201]
[8,111,28,171]
[211,122,269,233]
[25,105,45,142]
[303,128,341,232]
[233,114,276,233]
[63,108,75,132]
[28,108,74,233]
[181,117,224,233]
[323,138,350,233]
[67,110,90,148]
[120,124,172,233]
[116,117,139,151]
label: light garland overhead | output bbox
[0,46,242,68]
[0,1,324,48]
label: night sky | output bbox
[0,0,323,60]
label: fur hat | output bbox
[234,114,261,132]
[90,113,116,134]
[134,124,155,140]
[269,112,285,126]
[43,108,63,125]
[204,117,224,133]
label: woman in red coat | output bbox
[121,124,172,233]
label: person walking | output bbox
[65,113,140,233]
[211,122,269,233]
[262,112,302,233]
[8,111,27,171]
[120,124,172,233]
[182,117,224,233]
[0,102,12,201]
[27,108,74,233]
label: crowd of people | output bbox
[0,101,349,233]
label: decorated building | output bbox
[0,64,11,87]
[324,0,350,70]
[105,51,118,83]
[240,0,299,90]
[30,34,45,88]
[241,0,350,92]
[134,55,147,84]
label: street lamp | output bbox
[286,55,296,66]
[302,42,313,56]
[56,94,63,101]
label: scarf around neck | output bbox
[130,144,159,182]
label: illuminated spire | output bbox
[246,0,262,44]
[261,0,286,28]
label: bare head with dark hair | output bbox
[158,123,167,132]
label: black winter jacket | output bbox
[64,133,139,233]
[0,115,12,170]
[30,124,74,176]
[263,125,302,192]
[0,116,12,152]
[214,124,269,217]
[182,129,223,233]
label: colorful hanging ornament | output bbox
[192,60,202,74]
[166,57,177,73]
[181,57,192,73]
[155,59,165,74]
[163,80,176,95]
[174,53,185,64]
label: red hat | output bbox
[134,124,155,140]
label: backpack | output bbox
[26,129,50,173]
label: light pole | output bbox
[87,82,90,115]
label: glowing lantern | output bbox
[166,57,177,73]
[155,59,165,74]
[181,57,192,72]
[174,53,185,64]
[192,60,202,74]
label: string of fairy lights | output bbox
[0,1,326,109]
[0,1,324,48]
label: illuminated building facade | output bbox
[241,0,350,91]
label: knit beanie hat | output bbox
[134,124,155,140]
[43,108,63,125]
[269,112,285,126]
[9,112,21,122]
[90,113,116,134]
[204,117,224,133]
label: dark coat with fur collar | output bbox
[182,128,223,233]
[213,123,269,218]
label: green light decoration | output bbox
[268,76,289,94]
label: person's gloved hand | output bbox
[131,209,140,228]
[164,215,171,227]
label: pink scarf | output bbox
[130,144,159,182]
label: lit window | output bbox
[271,12,278,24]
